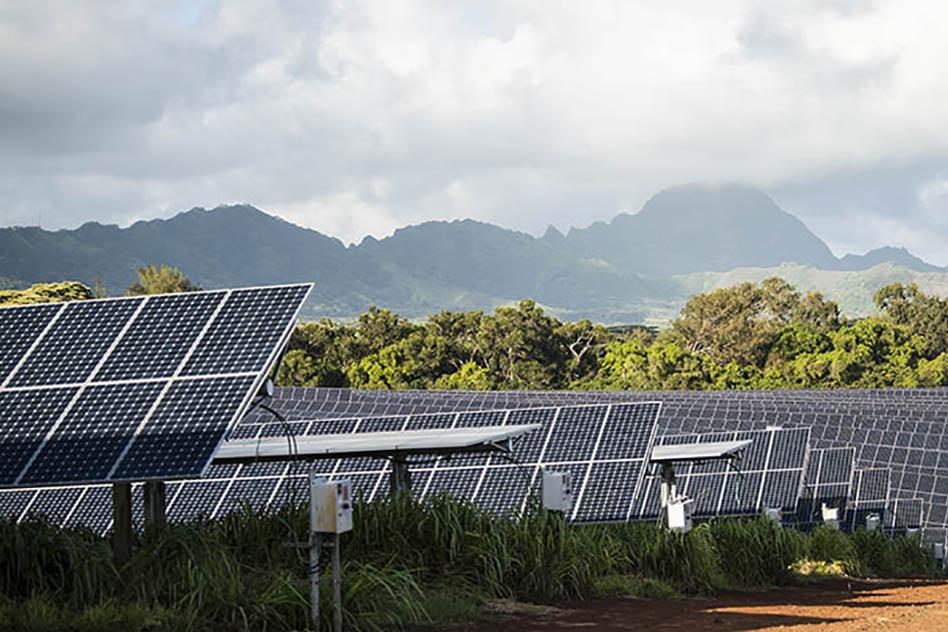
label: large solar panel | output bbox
[630,427,811,520]
[794,447,855,525]
[0,285,310,488]
[2,402,661,531]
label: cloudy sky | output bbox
[2,0,948,263]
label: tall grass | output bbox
[0,497,939,631]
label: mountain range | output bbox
[1,184,944,323]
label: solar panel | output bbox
[6,402,661,532]
[794,447,855,525]
[886,497,926,531]
[630,427,810,520]
[233,386,948,535]
[0,284,311,488]
[846,468,891,531]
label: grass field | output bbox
[0,494,938,631]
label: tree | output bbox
[476,300,568,389]
[127,265,200,295]
[874,283,948,358]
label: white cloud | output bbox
[1,0,947,262]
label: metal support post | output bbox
[389,455,412,497]
[143,480,167,529]
[310,531,321,629]
[332,533,342,632]
[111,482,133,564]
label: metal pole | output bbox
[143,480,167,529]
[310,531,320,630]
[332,533,342,632]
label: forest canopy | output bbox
[5,273,948,391]
[280,279,948,391]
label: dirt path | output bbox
[460,579,948,631]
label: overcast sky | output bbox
[2,1,947,263]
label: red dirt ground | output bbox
[458,578,948,631]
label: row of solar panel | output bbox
[241,387,948,532]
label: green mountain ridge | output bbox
[1,184,944,322]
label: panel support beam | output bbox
[111,482,133,564]
[143,480,167,529]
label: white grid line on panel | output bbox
[15,489,40,524]
[754,428,777,512]
[61,486,88,528]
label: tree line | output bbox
[4,266,948,390]
[281,278,948,390]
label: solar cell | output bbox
[0,388,78,485]
[0,303,63,386]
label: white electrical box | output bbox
[310,477,353,534]
[542,470,573,513]
[667,498,693,533]
[762,507,782,523]
[906,527,921,538]
[933,543,945,563]
[821,504,839,530]
[865,513,881,532]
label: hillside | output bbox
[1,185,944,322]
[676,262,948,318]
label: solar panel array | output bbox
[630,427,810,520]
[0,285,310,488]
[6,381,948,543]
[794,447,856,525]
[1,402,661,532]
[249,387,948,536]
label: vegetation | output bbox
[0,496,937,631]
[126,265,201,296]
[279,279,948,390]
[0,281,94,306]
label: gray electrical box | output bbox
[865,513,881,532]
[310,477,353,534]
[542,470,573,513]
